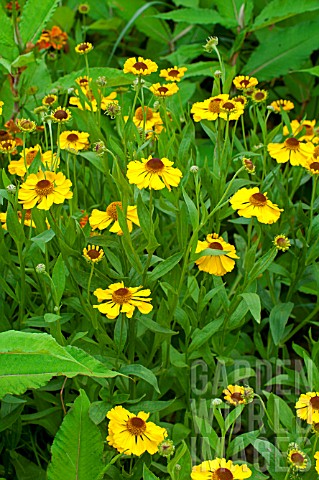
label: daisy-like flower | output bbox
[233,75,258,90]
[304,155,319,175]
[295,392,319,424]
[69,88,117,112]
[242,158,255,174]
[18,170,73,210]
[127,155,182,191]
[0,139,16,153]
[273,235,290,251]
[89,201,140,235]
[123,56,158,76]
[1,209,36,230]
[0,100,3,115]
[232,95,247,107]
[128,106,163,130]
[267,137,314,166]
[191,458,252,480]
[195,233,239,277]
[93,282,153,319]
[159,66,187,82]
[75,76,91,88]
[251,89,268,103]
[191,94,229,122]
[283,119,316,141]
[219,98,245,121]
[16,118,37,133]
[223,385,246,405]
[106,405,167,456]
[149,82,179,97]
[287,446,307,471]
[51,106,72,123]
[9,147,58,176]
[42,94,58,107]
[59,130,89,152]
[270,99,294,112]
[230,187,283,224]
[75,42,93,54]
[83,244,104,263]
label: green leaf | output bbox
[225,404,245,432]
[297,66,319,77]
[120,364,160,394]
[240,293,261,323]
[147,252,183,283]
[228,430,260,456]
[10,452,46,480]
[47,390,103,480]
[6,203,25,244]
[143,464,159,480]
[138,316,177,336]
[251,0,319,30]
[19,0,59,46]
[0,4,15,48]
[155,7,237,27]
[31,229,55,253]
[269,302,294,346]
[52,253,66,305]
[188,318,224,354]
[52,67,135,91]
[182,187,198,230]
[11,52,35,69]
[0,331,119,399]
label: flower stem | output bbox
[87,263,95,303]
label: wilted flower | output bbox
[203,36,218,52]
[104,102,121,119]
[16,118,37,133]
[242,157,255,174]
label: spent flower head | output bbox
[92,140,107,156]
[203,36,218,52]
[96,76,107,87]
[242,157,256,174]
[16,118,37,132]
[190,165,199,173]
[78,3,90,14]
[158,439,175,457]
[104,102,121,119]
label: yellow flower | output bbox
[223,385,246,405]
[89,201,140,235]
[0,139,16,154]
[83,244,104,263]
[127,156,182,191]
[267,137,314,166]
[219,98,245,121]
[295,392,319,424]
[283,119,316,141]
[273,235,290,251]
[195,233,239,276]
[18,170,73,210]
[159,66,187,82]
[287,447,307,471]
[75,42,93,54]
[270,99,294,112]
[126,106,163,131]
[69,88,117,112]
[230,187,283,224]
[0,211,35,230]
[123,56,158,76]
[233,75,258,90]
[242,158,255,174]
[149,82,179,97]
[42,94,58,106]
[191,94,229,122]
[16,118,37,132]
[315,451,319,474]
[232,95,248,107]
[75,76,91,87]
[191,458,252,480]
[59,130,89,152]
[106,405,167,456]
[304,157,319,175]
[93,282,153,319]
[8,146,58,176]
[52,106,72,122]
[0,100,4,115]
[251,89,268,103]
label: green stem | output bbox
[307,175,318,243]
[17,242,25,328]
[87,263,95,303]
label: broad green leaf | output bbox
[138,316,177,336]
[240,293,261,323]
[0,331,119,399]
[267,393,294,431]
[0,4,15,49]
[225,404,245,432]
[143,464,159,480]
[11,52,35,69]
[228,430,260,456]
[254,439,285,474]
[31,229,55,253]
[10,452,46,480]
[120,364,160,394]
[155,8,237,27]
[182,187,198,230]
[147,252,183,282]
[188,318,224,354]
[51,67,135,91]
[52,253,66,305]
[297,66,319,77]
[6,203,25,244]
[251,0,319,30]
[47,390,103,480]
[19,0,59,45]
[269,302,294,346]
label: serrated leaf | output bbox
[155,7,237,27]
[19,0,59,45]
[251,0,319,30]
[47,390,103,480]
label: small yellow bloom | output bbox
[106,405,167,456]
[149,82,179,97]
[89,201,140,235]
[251,89,268,103]
[242,157,255,174]
[287,447,307,471]
[69,88,117,112]
[0,139,17,154]
[83,244,104,263]
[219,98,244,121]
[273,235,290,251]
[52,106,72,123]
[195,233,239,276]
[283,119,316,140]
[75,42,93,54]
[267,137,314,166]
[18,170,73,210]
[59,130,89,152]
[223,385,246,405]
[159,66,187,82]
[123,56,158,76]
[93,282,153,319]
[127,106,163,131]
[230,187,283,224]
[75,76,91,87]
[270,99,294,112]
[127,155,182,191]
[191,94,229,122]
[0,100,4,115]
[16,118,37,132]
[232,95,248,107]
[0,209,36,230]
[295,392,319,424]
[315,451,319,474]
[233,75,258,90]
[42,94,58,106]
[191,458,252,480]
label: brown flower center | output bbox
[126,416,146,435]
[87,249,100,259]
[158,86,169,94]
[290,452,305,465]
[231,392,243,404]
[209,241,223,250]
[222,101,236,111]
[135,106,153,121]
[54,109,68,120]
[133,61,147,71]
[213,468,234,480]
[249,192,267,206]
[79,78,89,85]
[310,395,319,409]
[235,97,245,105]
[35,179,54,196]
[78,43,90,51]
[285,137,299,150]
[26,149,38,165]
[240,79,250,87]
[310,162,319,172]
[1,141,13,150]
[168,69,179,77]
[67,133,79,142]
[313,146,319,159]
[208,98,222,113]
[44,96,55,104]
[313,422,319,432]
[17,209,32,220]
[106,201,122,220]
[255,92,265,100]
[145,157,164,173]
[276,237,287,247]
[112,287,132,304]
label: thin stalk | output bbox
[17,242,25,328]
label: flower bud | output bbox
[211,398,223,406]
[35,263,46,274]
[158,439,175,457]
[190,165,199,173]
[6,184,16,194]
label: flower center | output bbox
[2,141,12,150]
[250,192,267,206]
[240,79,250,87]
[222,101,236,111]
[310,161,319,172]
[276,237,287,247]
[35,179,54,196]
[213,468,234,480]
[133,61,147,71]
[145,157,164,173]
[304,124,313,135]
[112,287,132,304]
[285,137,299,150]
[255,92,265,100]
[235,97,245,105]
[126,416,146,435]
[290,452,305,465]
[26,150,38,165]
[310,395,319,409]
[106,201,122,220]
[17,209,32,220]
[313,147,319,159]
[67,133,79,142]
[231,392,243,403]
[135,106,153,121]
[209,241,223,250]
[78,43,90,51]
[87,249,100,259]
[168,69,179,77]
[79,78,89,85]
[208,99,222,113]
[45,96,55,104]
[54,109,68,120]
[158,86,169,94]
